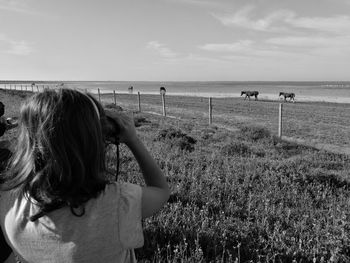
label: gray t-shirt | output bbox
[0,182,144,263]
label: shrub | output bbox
[220,141,251,156]
[200,128,217,140]
[274,140,310,158]
[174,137,196,152]
[104,103,123,111]
[239,126,271,141]
[155,127,197,152]
[306,168,350,189]
[134,116,150,127]
[156,127,184,141]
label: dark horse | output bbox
[241,91,259,101]
[160,86,166,94]
[279,92,295,102]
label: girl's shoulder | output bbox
[102,181,141,197]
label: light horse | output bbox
[279,92,295,102]
[241,91,259,101]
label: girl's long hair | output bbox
[1,88,108,220]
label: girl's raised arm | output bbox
[105,110,170,218]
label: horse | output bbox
[279,92,295,102]
[241,91,259,101]
[128,86,133,94]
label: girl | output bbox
[0,88,170,262]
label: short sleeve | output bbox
[118,182,144,249]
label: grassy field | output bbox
[99,93,350,151]
[1,89,350,262]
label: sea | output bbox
[2,81,350,103]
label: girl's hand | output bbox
[104,110,137,145]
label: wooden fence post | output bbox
[36,86,39,92]
[31,86,34,92]
[209,97,213,125]
[137,92,141,112]
[278,103,283,138]
[98,88,101,102]
[113,90,116,105]
[161,93,166,116]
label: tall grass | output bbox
[110,118,350,263]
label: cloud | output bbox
[0,35,33,55]
[212,6,294,32]
[0,0,44,16]
[7,40,33,55]
[286,15,350,34]
[147,41,178,59]
[165,0,226,9]
[265,35,350,57]
[208,5,350,63]
[199,40,253,52]
[266,36,331,48]
[213,5,350,34]
[197,38,324,62]
[198,34,350,64]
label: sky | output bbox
[0,0,350,81]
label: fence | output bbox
[2,83,50,93]
[2,83,350,153]
[96,89,287,138]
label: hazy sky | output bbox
[1,0,350,81]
